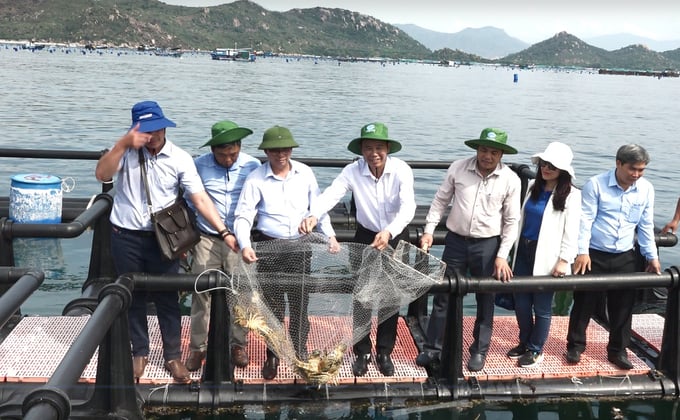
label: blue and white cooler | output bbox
[9,173,63,224]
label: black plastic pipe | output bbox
[1,197,110,239]
[425,269,680,294]
[0,148,105,160]
[21,283,129,420]
[455,373,675,400]
[139,381,445,406]
[0,270,43,329]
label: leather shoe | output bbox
[352,353,371,377]
[185,350,206,371]
[231,345,249,368]
[376,353,395,376]
[608,354,633,370]
[262,356,279,380]
[164,359,191,383]
[565,348,582,364]
[133,356,148,378]
[467,353,486,372]
[415,351,439,367]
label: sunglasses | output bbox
[538,159,557,171]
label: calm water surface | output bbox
[2,46,680,419]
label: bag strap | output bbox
[138,149,154,217]
[138,149,185,216]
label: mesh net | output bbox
[227,232,445,385]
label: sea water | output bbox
[1,45,679,419]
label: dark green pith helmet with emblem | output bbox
[258,125,300,150]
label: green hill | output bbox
[500,32,679,71]
[0,0,431,58]
[1,1,679,70]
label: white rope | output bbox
[193,267,240,295]
[60,176,76,193]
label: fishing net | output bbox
[227,232,445,385]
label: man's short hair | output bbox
[616,144,650,165]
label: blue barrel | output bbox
[9,174,62,223]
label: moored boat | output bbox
[210,47,256,62]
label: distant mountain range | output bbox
[1,0,679,71]
[396,24,680,59]
[395,24,528,59]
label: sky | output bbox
[160,0,680,43]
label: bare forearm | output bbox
[95,141,128,181]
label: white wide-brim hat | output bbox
[531,141,575,179]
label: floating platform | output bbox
[0,314,662,385]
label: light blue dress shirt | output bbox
[578,169,657,260]
[188,151,261,234]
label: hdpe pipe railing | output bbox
[0,268,44,329]
[429,266,680,399]
[21,280,139,420]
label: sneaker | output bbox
[518,351,544,367]
[506,344,526,359]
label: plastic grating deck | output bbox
[0,316,98,383]
[631,313,664,352]
[0,314,664,384]
[235,316,427,384]
[463,316,651,380]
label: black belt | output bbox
[450,231,496,243]
[199,229,222,239]
[112,224,155,237]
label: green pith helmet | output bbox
[258,126,300,150]
[347,122,402,155]
[202,120,253,147]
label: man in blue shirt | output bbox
[185,120,261,371]
[566,144,661,370]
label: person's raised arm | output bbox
[95,123,150,182]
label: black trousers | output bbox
[255,233,312,359]
[352,224,409,356]
[423,231,500,356]
[567,248,637,356]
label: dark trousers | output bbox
[567,248,637,356]
[110,227,182,361]
[255,235,312,359]
[423,231,500,356]
[352,224,409,356]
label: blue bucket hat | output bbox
[129,101,176,133]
